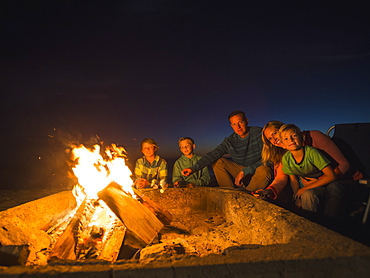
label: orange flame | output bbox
[70,144,135,199]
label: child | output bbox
[279,124,345,219]
[172,137,211,187]
[134,138,168,189]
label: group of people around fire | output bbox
[133,110,363,225]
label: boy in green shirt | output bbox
[280,124,345,219]
[172,137,211,187]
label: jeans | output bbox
[300,181,346,218]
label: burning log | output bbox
[133,188,173,226]
[98,184,164,249]
[97,224,126,261]
[48,198,87,260]
[48,196,125,262]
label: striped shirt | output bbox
[134,155,168,183]
[190,126,263,175]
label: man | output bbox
[181,110,272,189]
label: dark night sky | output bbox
[1,0,369,189]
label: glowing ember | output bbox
[70,144,135,199]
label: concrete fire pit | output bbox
[1,187,370,277]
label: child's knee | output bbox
[301,189,318,203]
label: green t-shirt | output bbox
[282,145,331,179]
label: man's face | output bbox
[141,142,156,158]
[280,130,303,151]
[179,140,194,156]
[230,114,248,138]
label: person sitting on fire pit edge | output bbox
[134,138,168,189]
[172,137,211,187]
[181,110,272,190]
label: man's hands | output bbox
[234,170,245,187]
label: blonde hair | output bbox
[141,138,158,150]
[279,124,303,141]
[178,137,194,146]
[261,121,286,165]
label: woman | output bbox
[255,121,362,207]
[255,121,290,206]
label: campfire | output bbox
[1,145,370,277]
[1,188,370,277]
[2,143,172,265]
[49,143,172,262]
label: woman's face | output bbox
[264,126,283,147]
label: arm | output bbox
[289,175,300,196]
[172,160,183,184]
[255,164,289,199]
[296,165,337,197]
[134,159,150,188]
[134,159,144,181]
[158,159,168,183]
[235,171,245,187]
[241,127,263,175]
[264,164,289,199]
[309,130,350,177]
[189,139,229,173]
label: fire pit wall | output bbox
[0,191,77,265]
[1,187,370,278]
[144,187,298,246]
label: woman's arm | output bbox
[309,130,350,177]
[258,164,288,199]
[255,164,289,199]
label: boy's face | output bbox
[179,140,194,156]
[141,142,156,158]
[280,130,303,151]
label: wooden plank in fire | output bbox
[48,198,87,260]
[98,184,163,249]
[133,187,173,226]
[98,223,126,262]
